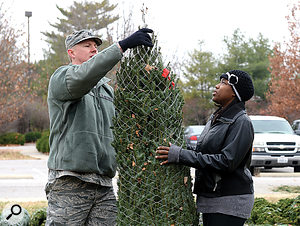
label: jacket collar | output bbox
[96,77,111,88]
[212,99,246,124]
[220,99,245,120]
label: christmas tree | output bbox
[112,34,198,225]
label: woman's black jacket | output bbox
[171,101,254,197]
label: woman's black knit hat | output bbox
[220,70,254,102]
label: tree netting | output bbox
[112,35,198,225]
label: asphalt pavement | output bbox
[0,144,299,202]
[0,159,48,201]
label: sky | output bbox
[2,0,296,62]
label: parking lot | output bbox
[0,145,299,202]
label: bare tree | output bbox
[0,4,37,131]
[264,3,300,121]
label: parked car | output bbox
[292,119,300,135]
[250,115,300,174]
[184,125,205,150]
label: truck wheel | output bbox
[250,166,260,176]
[294,166,300,172]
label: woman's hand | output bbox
[156,145,170,165]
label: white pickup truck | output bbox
[250,115,300,174]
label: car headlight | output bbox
[253,147,265,152]
[253,141,265,152]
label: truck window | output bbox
[251,120,294,134]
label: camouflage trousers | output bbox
[45,176,117,226]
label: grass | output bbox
[0,201,47,215]
[256,193,300,203]
[254,185,300,203]
[0,150,37,160]
[272,185,300,193]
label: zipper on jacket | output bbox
[213,183,218,191]
[213,175,221,191]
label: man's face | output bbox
[68,39,98,65]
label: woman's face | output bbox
[212,78,236,107]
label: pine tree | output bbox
[112,35,198,225]
[34,0,120,98]
[37,0,119,83]
[43,0,119,62]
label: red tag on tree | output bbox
[169,81,175,90]
[162,68,170,78]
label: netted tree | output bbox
[112,34,198,225]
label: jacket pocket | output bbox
[194,170,222,195]
[63,131,100,172]
[244,167,253,183]
[62,131,116,176]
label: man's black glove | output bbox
[119,28,153,52]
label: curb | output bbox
[0,174,34,179]
[0,144,49,160]
[23,154,48,160]
[254,193,300,201]
[257,172,300,177]
[0,198,47,202]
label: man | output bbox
[46,28,153,225]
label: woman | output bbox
[156,70,255,226]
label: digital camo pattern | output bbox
[45,176,116,226]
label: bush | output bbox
[29,207,47,226]
[0,132,25,145]
[36,131,49,153]
[247,195,300,225]
[25,132,42,143]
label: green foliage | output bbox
[0,197,299,225]
[113,36,198,225]
[0,132,25,145]
[181,41,218,98]
[36,131,50,153]
[42,0,118,70]
[0,207,46,226]
[25,132,42,143]
[180,30,272,124]
[179,41,217,125]
[249,198,286,225]
[247,196,300,225]
[218,29,272,100]
[29,208,47,226]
